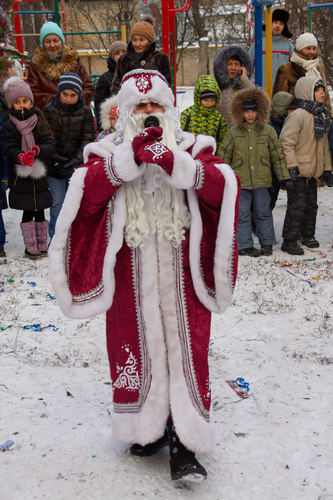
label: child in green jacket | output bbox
[181,75,227,151]
[218,86,291,257]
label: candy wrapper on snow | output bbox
[226,378,251,399]
[0,440,14,452]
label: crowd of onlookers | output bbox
[0,9,332,260]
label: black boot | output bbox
[260,245,273,256]
[167,417,207,483]
[130,429,168,457]
[281,239,304,255]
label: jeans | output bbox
[237,187,277,250]
[48,177,70,239]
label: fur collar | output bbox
[230,87,271,125]
[214,45,253,90]
[31,46,79,81]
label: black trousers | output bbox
[282,177,318,241]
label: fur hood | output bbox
[31,45,79,81]
[214,45,253,90]
[230,86,271,125]
[99,95,118,131]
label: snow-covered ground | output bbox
[1,91,333,499]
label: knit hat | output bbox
[271,91,292,117]
[3,76,34,107]
[314,80,325,93]
[40,21,65,48]
[296,33,318,52]
[58,73,83,97]
[130,15,155,43]
[200,89,217,100]
[272,8,292,38]
[109,40,127,60]
[243,98,257,110]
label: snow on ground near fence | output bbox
[1,110,333,499]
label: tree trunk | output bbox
[198,37,209,78]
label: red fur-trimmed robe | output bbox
[48,131,240,453]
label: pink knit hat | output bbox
[3,76,34,107]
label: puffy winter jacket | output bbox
[280,76,332,179]
[43,94,95,179]
[111,41,171,95]
[94,58,116,131]
[181,75,227,150]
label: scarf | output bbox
[10,109,38,152]
[46,48,64,63]
[298,99,331,138]
[291,51,321,78]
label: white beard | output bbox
[123,113,191,249]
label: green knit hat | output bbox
[40,22,65,48]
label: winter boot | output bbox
[36,220,49,255]
[281,239,304,256]
[20,221,42,259]
[260,245,273,256]
[130,430,168,457]
[167,417,207,483]
[238,247,261,257]
[301,237,319,248]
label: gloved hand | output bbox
[281,179,294,192]
[322,170,333,187]
[137,140,174,175]
[58,159,77,177]
[32,145,40,157]
[17,151,34,167]
[288,167,299,182]
[1,175,8,191]
[54,155,69,170]
[132,126,163,165]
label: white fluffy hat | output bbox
[296,33,318,52]
[117,69,175,116]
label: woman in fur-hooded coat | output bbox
[213,45,254,128]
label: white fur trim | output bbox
[177,131,196,151]
[100,95,118,131]
[83,134,117,162]
[48,167,128,319]
[112,141,146,181]
[191,134,216,158]
[167,149,196,189]
[188,162,238,313]
[15,158,46,179]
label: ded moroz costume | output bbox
[48,69,240,483]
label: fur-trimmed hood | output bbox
[214,45,253,90]
[230,86,271,125]
[31,45,79,81]
[99,95,118,131]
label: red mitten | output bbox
[32,145,40,157]
[17,151,35,167]
[137,140,174,175]
[132,126,163,165]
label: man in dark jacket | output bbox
[43,72,95,239]
[94,41,127,132]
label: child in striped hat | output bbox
[42,72,95,239]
